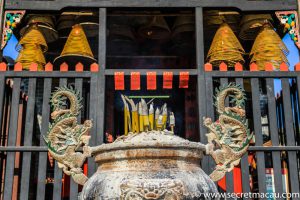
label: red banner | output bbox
[114,72,125,90]
[163,72,173,89]
[131,72,141,90]
[179,71,189,88]
[147,72,157,90]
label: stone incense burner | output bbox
[82,131,216,199]
[44,84,252,200]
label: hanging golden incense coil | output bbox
[16,44,46,71]
[53,24,97,68]
[239,14,273,41]
[17,25,48,52]
[207,23,245,67]
[138,16,170,40]
[250,24,289,70]
[20,15,58,43]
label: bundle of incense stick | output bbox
[121,95,175,135]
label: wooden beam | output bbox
[5,0,297,11]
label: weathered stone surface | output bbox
[80,131,218,200]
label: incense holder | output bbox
[81,131,217,199]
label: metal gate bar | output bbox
[266,78,284,199]
[250,78,267,195]
[220,77,234,197]
[3,78,21,200]
[19,78,36,200]
[281,79,300,195]
[70,78,83,200]
[36,78,52,200]
[236,78,251,195]
[52,78,68,200]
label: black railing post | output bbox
[3,78,21,200]
[96,7,106,145]
[195,7,211,174]
[266,78,284,199]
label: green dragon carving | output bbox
[204,83,253,182]
[43,86,92,185]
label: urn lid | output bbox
[91,130,206,153]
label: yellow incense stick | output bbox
[126,105,131,133]
[169,112,175,133]
[157,115,163,131]
[125,96,139,133]
[138,102,144,132]
[141,99,149,131]
[121,95,128,135]
[132,111,139,133]
[161,103,168,130]
[124,108,128,135]
[155,108,160,130]
[149,103,154,130]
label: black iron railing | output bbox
[0,65,103,200]
[0,62,299,199]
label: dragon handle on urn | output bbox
[43,86,93,185]
[204,83,253,181]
